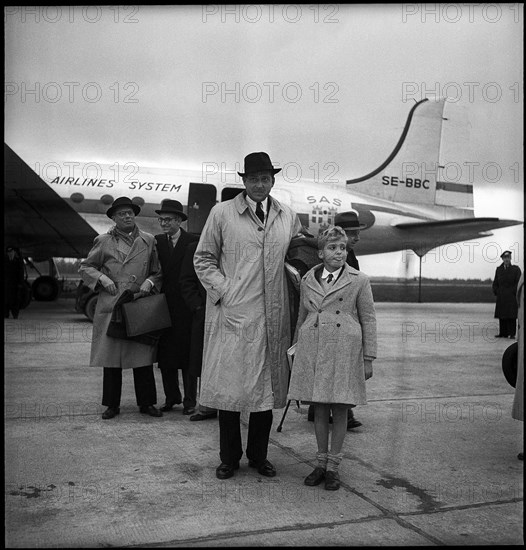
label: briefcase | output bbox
[121,293,172,337]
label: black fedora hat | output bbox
[237,152,282,177]
[334,211,367,230]
[154,199,187,221]
[106,196,141,218]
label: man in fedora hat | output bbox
[492,250,522,338]
[194,151,302,479]
[154,199,199,414]
[334,211,367,271]
[79,196,163,419]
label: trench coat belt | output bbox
[114,274,138,283]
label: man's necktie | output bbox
[327,274,334,283]
[256,202,265,224]
[168,236,174,252]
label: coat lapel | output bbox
[123,231,148,264]
[324,265,357,298]
[304,265,326,299]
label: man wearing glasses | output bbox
[194,152,302,479]
[79,196,163,420]
[154,200,199,415]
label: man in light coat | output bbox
[512,272,523,460]
[79,196,163,420]
[194,152,302,479]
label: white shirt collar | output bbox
[245,195,268,218]
[321,266,343,282]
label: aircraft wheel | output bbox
[84,294,98,322]
[32,276,60,301]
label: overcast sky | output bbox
[4,4,524,279]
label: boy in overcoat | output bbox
[288,226,377,490]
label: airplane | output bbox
[4,97,522,307]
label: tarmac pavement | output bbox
[4,299,524,547]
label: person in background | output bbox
[79,196,163,420]
[493,250,522,339]
[154,199,199,416]
[4,246,25,319]
[512,272,523,460]
[179,240,217,422]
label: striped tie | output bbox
[256,202,265,224]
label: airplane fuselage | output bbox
[32,159,448,256]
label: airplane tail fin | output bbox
[346,98,474,217]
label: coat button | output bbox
[336,311,340,314]
[313,324,318,328]
[339,298,343,301]
[318,309,322,313]
[337,323,340,327]
[258,227,264,232]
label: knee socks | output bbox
[316,451,328,469]
[326,452,344,472]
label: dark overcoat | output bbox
[493,264,522,319]
[155,229,199,370]
[4,253,25,307]
[179,240,207,378]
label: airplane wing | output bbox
[4,143,98,260]
[393,217,523,256]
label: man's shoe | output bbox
[248,459,276,477]
[324,470,340,491]
[160,400,181,412]
[189,411,218,421]
[216,462,239,479]
[183,407,196,415]
[140,405,163,417]
[102,407,120,420]
[347,418,362,430]
[304,467,326,486]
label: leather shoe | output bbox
[324,470,340,491]
[190,411,218,421]
[347,418,362,430]
[248,459,276,477]
[102,407,120,420]
[216,461,240,479]
[304,467,326,486]
[160,400,181,412]
[183,407,196,415]
[139,405,163,417]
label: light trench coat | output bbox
[512,273,524,421]
[79,229,162,369]
[193,192,302,412]
[288,264,377,405]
